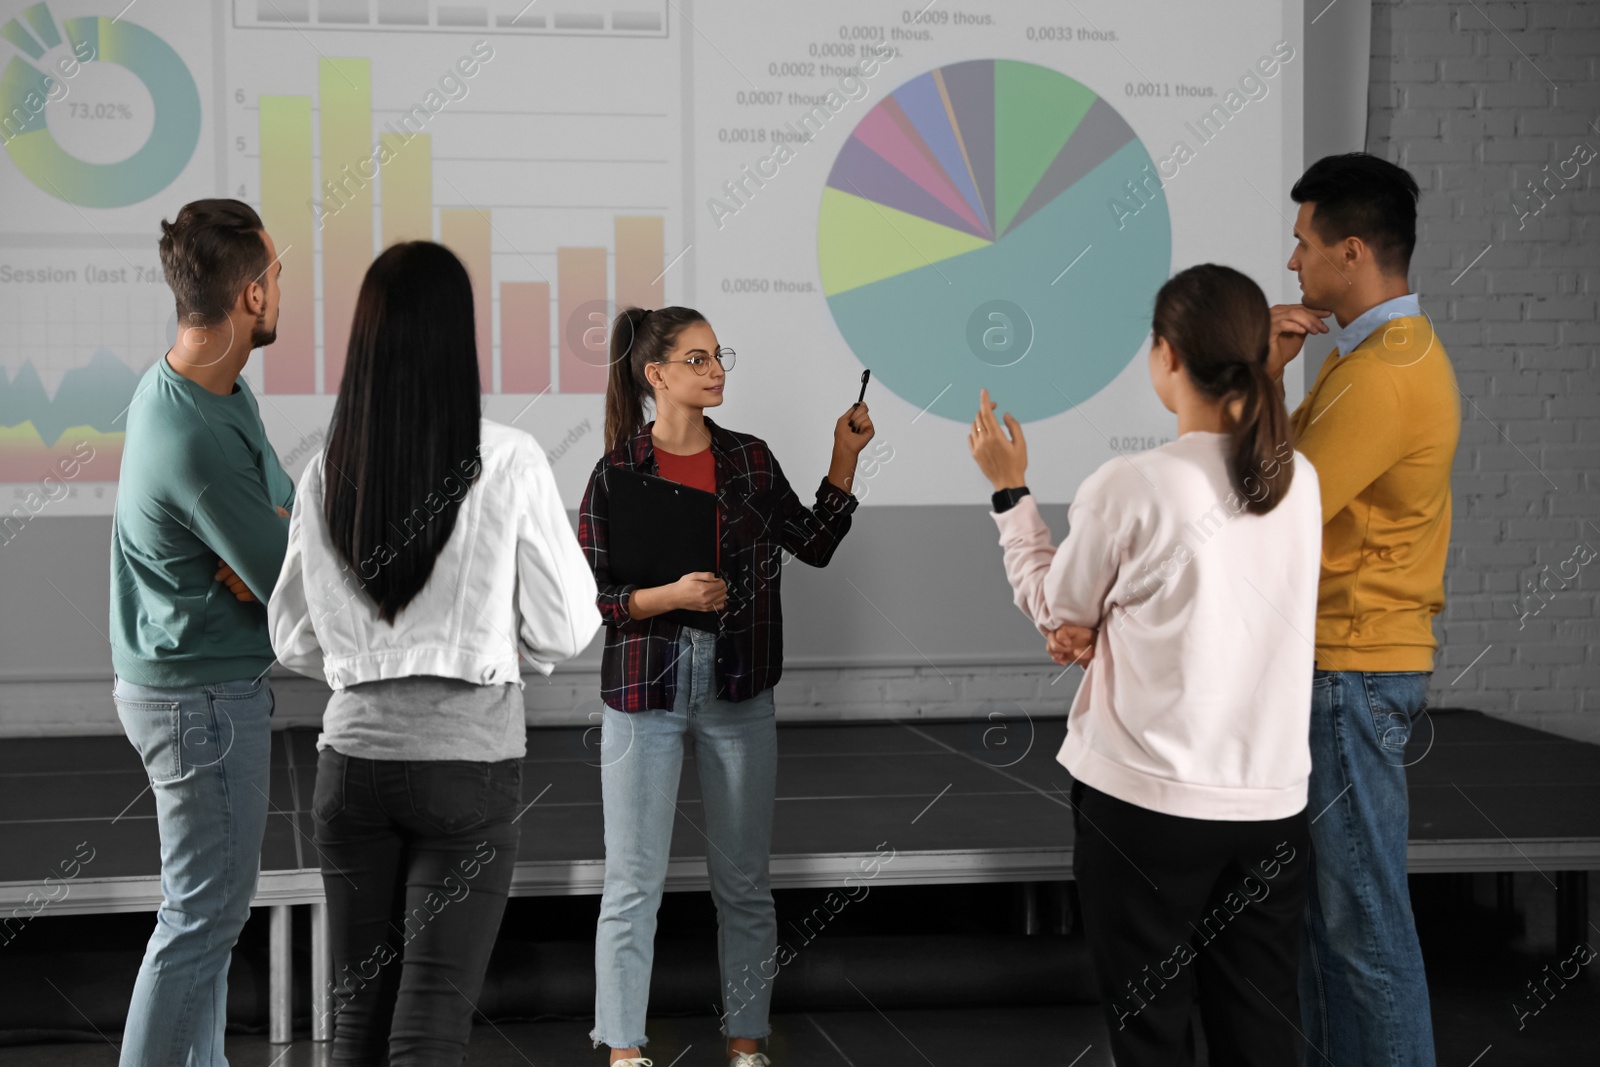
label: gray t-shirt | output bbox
[318,675,526,762]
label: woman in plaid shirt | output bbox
[579,306,874,1067]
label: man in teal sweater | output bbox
[109,199,293,1065]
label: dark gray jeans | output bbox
[312,750,521,1066]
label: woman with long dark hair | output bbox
[970,264,1323,1065]
[268,241,602,1062]
[580,306,874,1066]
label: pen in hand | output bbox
[849,368,871,433]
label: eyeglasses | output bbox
[653,347,736,375]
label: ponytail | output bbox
[1151,265,1294,515]
[603,305,708,454]
[604,307,652,454]
[1225,359,1293,514]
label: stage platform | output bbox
[3,708,1597,1040]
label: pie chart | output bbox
[0,8,200,208]
[819,60,1171,423]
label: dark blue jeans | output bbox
[1300,670,1435,1066]
[312,751,521,1066]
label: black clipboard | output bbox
[605,466,721,632]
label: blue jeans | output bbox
[591,627,778,1050]
[1300,670,1435,1066]
[113,674,275,1067]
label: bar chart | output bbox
[250,53,672,396]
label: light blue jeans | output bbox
[1300,670,1436,1066]
[591,627,778,1050]
[114,674,274,1067]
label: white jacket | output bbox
[268,419,601,689]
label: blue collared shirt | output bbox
[1332,293,1421,356]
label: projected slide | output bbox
[819,60,1170,423]
[2,1,1301,512]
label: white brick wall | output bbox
[1369,0,1600,741]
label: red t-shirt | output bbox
[654,446,719,568]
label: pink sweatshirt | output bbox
[993,432,1323,821]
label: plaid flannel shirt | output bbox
[578,416,858,712]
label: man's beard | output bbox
[251,307,277,349]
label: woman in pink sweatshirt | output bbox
[969,263,1323,1066]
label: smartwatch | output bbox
[991,485,1031,513]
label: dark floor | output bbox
[3,710,1597,1062]
[1,869,1596,1065]
[0,1007,1114,1066]
[1,969,1597,1067]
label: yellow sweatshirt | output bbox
[1290,312,1461,672]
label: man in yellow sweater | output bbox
[1269,153,1460,1067]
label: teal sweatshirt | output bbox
[109,354,296,687]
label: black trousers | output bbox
[312,750,522,1066]
[1071,780,1311,1067]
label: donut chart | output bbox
[1,10,200,208]
[818,59,1171,423]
